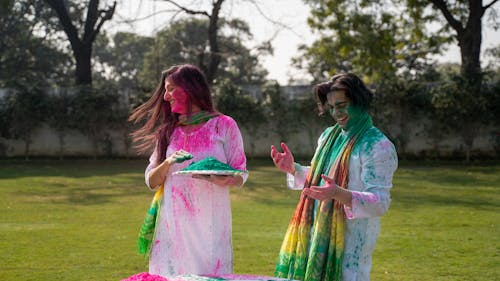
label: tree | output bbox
[297,0,445,82]
[262,81,302,143]
[214,79,266,157]
[371,76,431,158]
[139,18,268,90]
[293,95,331,154]
[484,44,500,77]
[2,86,48,160]
[159,0,225,84]
[44,0,116,85]
[45,90,75,159]
[430,74,489,162]
[149,0,273,85]
[0,0,71,87]
[421,0,499,85]
[94,31,154,90]
[71,85,122,158]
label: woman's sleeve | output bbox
[223,116,248,186]
[144,148,159,189]
[344,139,398,219]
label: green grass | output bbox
[0,159,499,280]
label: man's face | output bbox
[326,90,351,129]
[164,79,189,114]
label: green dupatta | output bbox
[275,113,372,281]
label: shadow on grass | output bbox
[397,170,500,188]
[0,159,147,179]
[15,183,148,206]
[393,191,499,211]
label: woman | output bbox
[129,64,247,277]
[271,73,397,281]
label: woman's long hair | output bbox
[129,64,216,165]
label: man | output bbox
[271,73,398,281]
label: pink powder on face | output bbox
[171,88,189,114]
[164,79,190,114]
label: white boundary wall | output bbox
[0,119,497,158]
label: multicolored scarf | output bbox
[275,112,372,281]
[137,110,220,256]
[138,186,164,255]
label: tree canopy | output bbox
[139,18,269,90]
[297,0,447,82]
[0,0,70,88]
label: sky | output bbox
[109,0,500,84]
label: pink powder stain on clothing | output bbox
[171,185,196,215]
[213,259,222,274]
[378,140,393,150]
[178,121,215,154]
[352,191,379,203]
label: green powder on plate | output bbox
[181,157,244,172]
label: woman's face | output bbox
[164,79,189,114]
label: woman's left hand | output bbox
[192,174,241,187]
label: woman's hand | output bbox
[165,150,193,165]
[192,174,243,187]
[148,150,192,189]
[270,142,295,174]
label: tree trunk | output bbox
[429,0,497,87]
[24,137,31,161]
[163,0,225,85]
[44,0,116,86]
[58,131,65,160]
[462,123,475,163]
[74,44,93,85]
[457,0,483,86]
[206,0,224,84]
[92,137,99,160]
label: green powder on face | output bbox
[181,157,244,172]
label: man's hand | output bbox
[303,174,352,207]
[270,142,295,174]
[303,174,339,201]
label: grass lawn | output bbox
[0,159,498,280]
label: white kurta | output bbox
[145,115,247,277]
[287,126,398,281]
